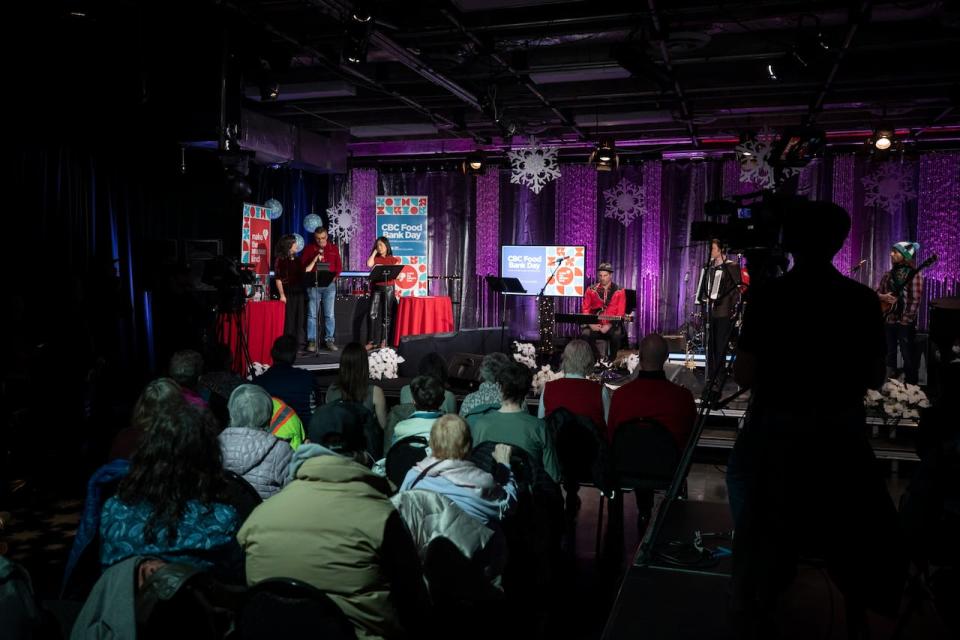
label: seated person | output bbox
[391,376,445,446]
[238,442,430,640]
[254,335,320,423]
[100,404,242,580]
[198,343,245,427]
[459,352,510,417]
[219,385,293,500]
[538,338,607,430]
[269,396,306,450]
[325,342,388,429]
[400,352,457,414]
[400,415,517,526]
[580,262,627,358]
[109,377,182,460]
[471,362,561,483]
[607,333,696,531]
[607,333,695,448]
[168,349,207,409]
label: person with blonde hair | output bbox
[400,414,518,526]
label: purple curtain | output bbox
[348,168,378,271]
[918,153,960,327]
[475,171,501,329]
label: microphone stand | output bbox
[537,256,568,354]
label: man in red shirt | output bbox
[300,226,342,352]
[607,333,695,532]
[580,262,628,359]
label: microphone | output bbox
[556,256,567,263]
[851,259,867,273]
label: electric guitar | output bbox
[880,254,937,317]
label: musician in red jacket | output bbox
[581,262,628,358]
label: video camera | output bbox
[691,190,813,290]
[201,255,257,313]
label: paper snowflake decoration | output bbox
[507,138,561,194]
[325,197,359,243]
[603,178,645,226]
[862,162,915,213]
[735,127,799,190]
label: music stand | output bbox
[308,263,334,355]
[369,264,405,347]
[486,276,527,352]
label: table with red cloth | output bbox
[392,295,454,346]
[218,300,286,373]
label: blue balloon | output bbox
[303,214,323,233]
[293,233,305,253]
[265,198,283,220]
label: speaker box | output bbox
[334,294,369,345]
[397,327,505,378]
[447,353,485,392]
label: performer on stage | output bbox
[273,234,305,349]
[581,262,627,358]
[366,236,401,350]
[301,226,342,352]
[877,241,923,384]
[704,239,741,377]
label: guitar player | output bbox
[877,241,924,384]
[581,262,628,358]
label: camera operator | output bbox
[727,201,905,633]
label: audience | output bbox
[471,362,560,483]
[254,335,320,423]
[325,342,388,428]
[108,377,183,461]
[459,352,510,417]
[219,385,293,500]
[269,396,306,450]
[237,443,430,639]
[391,376,445,446]
[538,339,607,429]
[401,415,517,526]
[607,333,695,448]
[400,352,457,414]
[198,343,245,427]
[99,403,243,579]
[168,349,207,408]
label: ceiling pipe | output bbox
[804,0,873,127]
[647,0,699,148]
[218,0,482,141]
[438,6,589,140]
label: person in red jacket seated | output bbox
[538,339,607,431]
[607,333,696,532]
[581,262,628,359]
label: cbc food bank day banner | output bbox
[376,196,428,297]
[241,203,271,288]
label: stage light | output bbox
[351,0,373,23]
[343,21,371,65]
[874,129,893,150]
[766,63,779,81]
[590,137,618,171]
[462,152,485,175]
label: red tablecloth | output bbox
[393,296,454,346]
[218,301,286,373]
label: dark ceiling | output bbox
[26,1,960,162]
[230,0,960,158]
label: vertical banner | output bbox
[241,203,272,290]
[376,195,429,297]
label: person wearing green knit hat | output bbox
[877,240,923,384]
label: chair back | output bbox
[610,418,681,491]
[546,408,609,489]
[239,578,357,639]
[385,435,429,487]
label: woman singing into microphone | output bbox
[366,236,402,350]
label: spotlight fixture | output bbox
[590,137,618,171]
[461,152,486,175]
[343,20,371,65]
[866,125,896,152]
[351,0,373,23]
[766,62,779,81]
